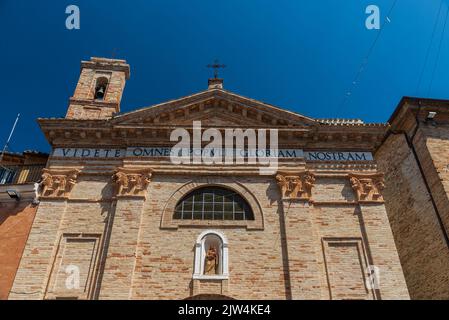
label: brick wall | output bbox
[376,132,449,299]
[9,171,409,300]
[415,125,449,236]
[9,176,112,300]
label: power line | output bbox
[415,0,444,95]
[0,113,20,170]
[427,3,449,96]
[336,0,398,115]
[0,113,20,157]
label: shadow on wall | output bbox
[341,180,355,202]
[266,179,292,300]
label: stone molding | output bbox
[349,173,385,202]
[39,87,387,150]
[81,58,130,79]
[112,167,153,198]
[44,233,102,300]
[160,179,264,230]
[193,230,229,280]
[41,168,80,199]
[276,171,316,200]
[307,162,378,171]
[192,229,230,297]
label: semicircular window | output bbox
[173,187,254,221]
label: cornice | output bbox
[38,122,386,150]
[69,97,119,108]
[38,88,388,150]
[81,57,130,79]
[388,96,449,130]
[112,89,317,125]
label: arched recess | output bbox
[160,179,264,230]
[94,76,109,100]
[193,230,229,280]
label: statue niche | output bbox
[193,230,229,280]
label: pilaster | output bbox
[98,168,152,299]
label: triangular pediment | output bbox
[112,89,317,128]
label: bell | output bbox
[95,86,105,99]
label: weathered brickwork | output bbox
[8,57,415,300]
[9,173,409,300]
[415,126,449,236]
[376,99,449,299]
[66,57,130,119]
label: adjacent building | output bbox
[0,150,48,299]
[377,98,449,299]
[5,57,449,299]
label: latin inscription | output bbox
[305,151,373,161]
[53,148,373,161]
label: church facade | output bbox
[8,57,449,300]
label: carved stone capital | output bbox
[349,173,385,202]
[276,171,316,200]
[41,168,80,198]
[112,167,153,197]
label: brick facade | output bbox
[9,173,409,300]
[16,57,449,300]
[376,98,449,299]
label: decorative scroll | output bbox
[112,167,153,197]
[276,171,316,200]
[41,168,80,198]
[349,173,385,202]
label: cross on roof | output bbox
[207,59,226,79]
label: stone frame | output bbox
[321,237,376,300]
[191,230,230,296]
[160,178,264,230]
[44,233,102,300]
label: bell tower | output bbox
[66,57,130,119]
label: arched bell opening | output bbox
[94,76,109,100]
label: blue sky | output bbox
[0,0,448,153]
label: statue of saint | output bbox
[204,246,219,275]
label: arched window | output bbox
[193,230,229,279]
[94,77,109,100]
[173,187,254,221]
